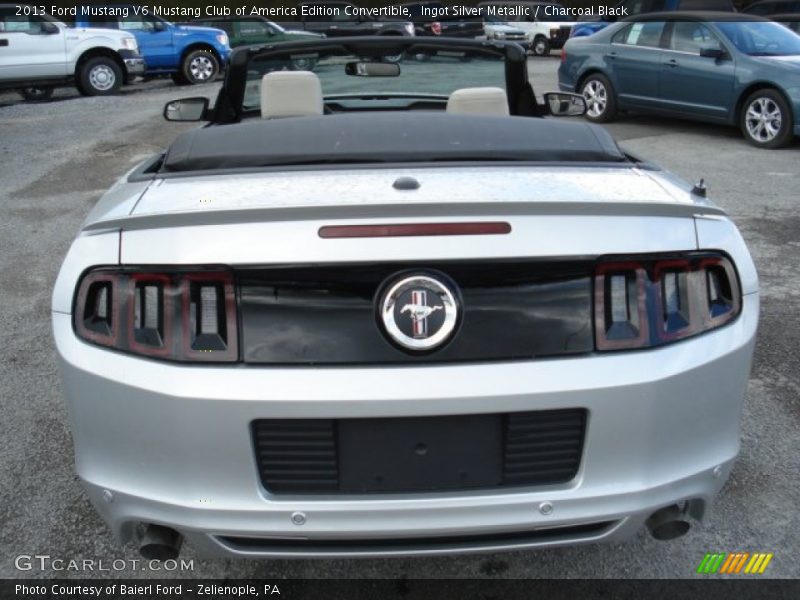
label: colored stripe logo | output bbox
[696,552,773,574]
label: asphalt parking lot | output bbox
[0,57,798,580]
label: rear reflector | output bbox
[319,222,512,238]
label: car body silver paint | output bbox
[53,161,759,557]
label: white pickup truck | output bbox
[0,4,145,100]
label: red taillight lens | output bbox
[595,253,740,351]
[74,268,237,362]
[560,47,567,62]
[431,22,442,35]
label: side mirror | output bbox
[699,47,726,59]
[41,22,59,34]
[543,92,587,117]
[163,97,209,121]
[153,20,167,32]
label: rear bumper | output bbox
[53,288,757,557]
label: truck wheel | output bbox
[740,88,794,149]
[78,57,123,96]
[532,36,550,57]
[290,57,318,71]
[19,86,54,102]
[181,50,219,85]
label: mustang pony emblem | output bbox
[400,291,443,338]
[379,273,459,351]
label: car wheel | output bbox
[532,36,550,57]
[290,57,318,71]
[740,89,794,149]
[78,57,123,96]
[19,86,54,102]
[182,50,219,85]
[580,74,617,123]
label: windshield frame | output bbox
[210,37,537,124]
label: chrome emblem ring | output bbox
[380,274,459,351]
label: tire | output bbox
[290,57,318,71]
[739,88,794,149]
[19,86,54,102]
[580,73,617,123]
[532,36,550,57]
[181,49,219,85]
[77,57,123,96]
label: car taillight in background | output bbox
[595,253,741,351]
[74,268,237,362]
[431,21,442,35]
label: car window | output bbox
[118,14,158,32]
[243,52,507,114]
[716,19,800,55]
[669,22,723,54]
[612,22,666,48]
[0,12,46,33]
[240,19,271,36]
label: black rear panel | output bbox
[253,409,586,495]
[238,260,594,365]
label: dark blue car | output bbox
[559,13,800,148]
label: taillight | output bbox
[560,47,567,62]
[73,268,238,362]
[594,253,740,351]
[431,21,442,35]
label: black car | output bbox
[393,2,485,38]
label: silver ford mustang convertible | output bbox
[53,38,758,559]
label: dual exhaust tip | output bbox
[646,505,692,541]
[139,524,183,561]
[137,505,692,559]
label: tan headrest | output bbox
[261,71,323,119]
[446,87,509,116]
